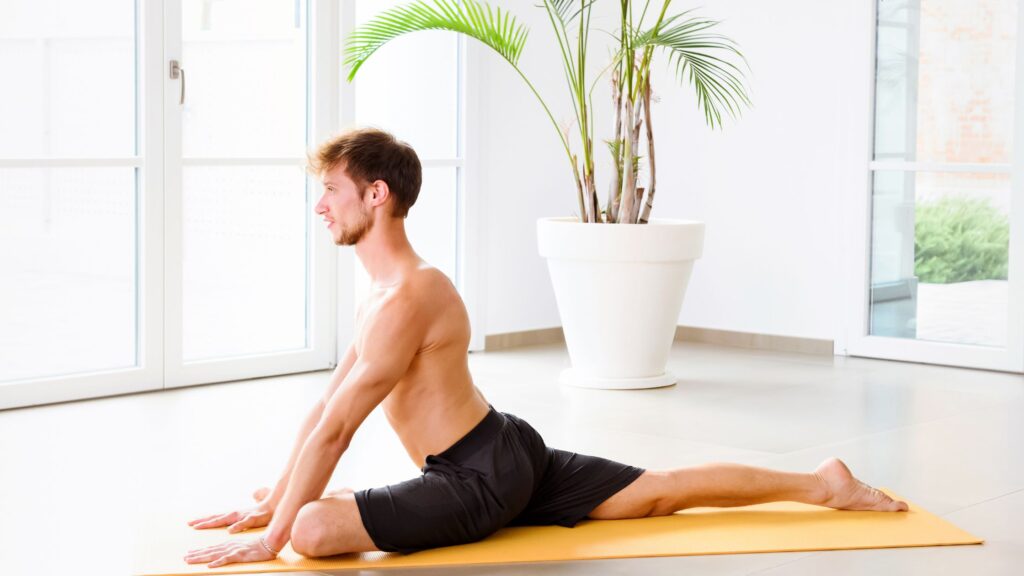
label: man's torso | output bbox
[353,263,490,469]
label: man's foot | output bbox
[814,457,909,512]
[252,487,271,502]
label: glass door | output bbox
[844,0,1024,372]
[163,0,334,387]
[0,0,164,409]
[0,0,336,409]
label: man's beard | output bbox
[336,208,373,246]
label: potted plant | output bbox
[345,0,751,389]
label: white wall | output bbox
[479,0,869,342]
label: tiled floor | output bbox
[1,341,1021,575]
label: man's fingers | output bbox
[191,515,227,529]
[208,551,243,568]
[191,511,240,529]
[187,514,219,527]
[185,552,219,564]
[185,542,232,557]
[184,545,230,563]
[226,516,252,534]
[186,543,246,563]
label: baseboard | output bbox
[484,326,833,356]
[484,327,566,351]
[673,326,834,356]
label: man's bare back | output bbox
[354,262,490,470]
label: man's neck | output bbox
[354,224,420,287]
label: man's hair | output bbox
[308,128,422,218]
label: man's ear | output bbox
[369,180,390,207]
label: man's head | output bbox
[310,128,422,246]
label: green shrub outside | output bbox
[914,195,1009,284]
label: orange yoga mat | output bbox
[134,489,982,575]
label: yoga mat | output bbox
[134,489,981,575]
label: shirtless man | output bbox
[184,128,908,569]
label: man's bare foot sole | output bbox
[814,457,909,512]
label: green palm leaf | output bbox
[635,11,752,129]
[542,0,595,26]
[344,0,529,82]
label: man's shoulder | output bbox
[375,268,449,316]
[399,266,456,302]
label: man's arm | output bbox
[259,298,368,512]
[260,342,358,511]
[261,291,427,552]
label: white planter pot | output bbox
[537,217,705,389]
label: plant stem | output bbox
[638,75,656,224]
[629,87,644,223]
[540,1,587,220]
[619,95,636,223]
[621,1,633,97]
[607,66,623,224]
[509,65,587,222]
[632,0,671,103]
[577,0,592,221]
[509,66,572,163]
[570,155,587,223]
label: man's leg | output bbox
[289,488,382,556]
[588,457,908,520]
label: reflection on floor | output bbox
[1,341,1021,575]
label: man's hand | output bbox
[187,488,275,533]
[183,537,276,568]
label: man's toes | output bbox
[882,500,899,512]
[877,493,907,512]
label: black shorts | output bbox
[353,404,646,555]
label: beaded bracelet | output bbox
[258,535,280,556]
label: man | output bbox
[184,128,908,569]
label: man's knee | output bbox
[291,502,330,557]
[589,470,667,519]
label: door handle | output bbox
[169,60,185,105]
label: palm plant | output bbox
[344,0,751,224]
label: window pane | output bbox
[182,165,307,361]
[0,0,136,158]
[354,0,459,159]
[0,167,137,382]
[181,0,306,158]
[873,0,1016,163]
[869,170,1010,347]
[406,167,458,283]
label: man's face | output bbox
[314,163,375,246]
